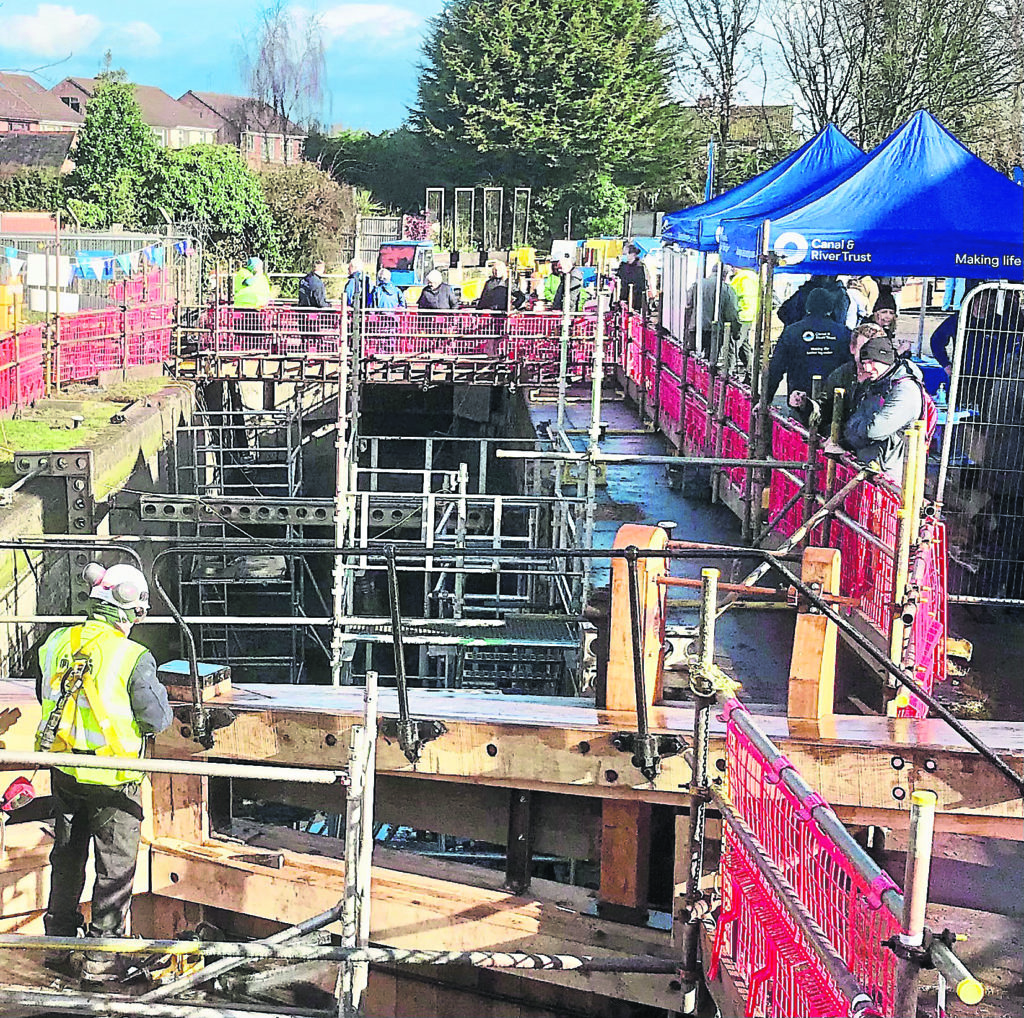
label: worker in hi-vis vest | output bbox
[35,562,171,982]
[232,255,275,309]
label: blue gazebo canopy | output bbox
[661,124,864,252]
[718,111,1024,281]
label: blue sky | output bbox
[0,1,444,130]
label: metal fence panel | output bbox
[935,282,1024,602]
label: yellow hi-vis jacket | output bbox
[36,619,148,786]
[232,268,274,309]
[730,269,760,325]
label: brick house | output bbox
[51,77,218,148]
[178,92,305,166]
[0,74,83,133]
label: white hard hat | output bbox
[84,562,150,614]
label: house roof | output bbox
[0,131,75,169]
[58,77,214,131]
[0,73,83,124]
[181,91,305,136]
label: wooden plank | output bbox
[598,799,651,922]
[787,547,840,721]
[364,971,399,1017]
[148,837,679,1010]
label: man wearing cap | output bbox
[826,333,924,479]
[762,287,851,426]
[35,563,172,982]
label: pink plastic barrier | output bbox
[900,518,947,718]
[716,699,899,1016]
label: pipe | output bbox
[495,449,810,468]
[893,789,937,1018]
[0,937,680,971]
[3,990,327,1018]
[556,270,571,430]
[0,751,345,786]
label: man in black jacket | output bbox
[763,288,852,425]
[477,262,524,311]
[616,244,648,311]
[417,269,460,310]
[778,275,850,329]
[298,261,329,309]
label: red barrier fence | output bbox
[201,305,614,377]
[614,306,946,718]
[713,698,899,1017]
[0,296,172,413]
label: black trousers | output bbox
[45,768,144,937]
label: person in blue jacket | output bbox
[344,259,371,306]
[369,268,405,309]
[763,288,852,425]
[778,275,850,329]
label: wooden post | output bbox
[503,789,533,896]
[787,546,841,721]
[606,524,668,712]
[598,799,651,924]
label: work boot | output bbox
[81,950,127,984]
[43,911,84,979]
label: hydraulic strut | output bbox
[380,545,446,763]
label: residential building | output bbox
[0,74,82,133]
[178,91,305,166]
[51,78,218,148]
[0,131,76,172]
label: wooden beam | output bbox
[598,800,651,924]
[607,525,668,711]
[503,789,533,895]
[149,837,681,1011]
[787,547,840,721]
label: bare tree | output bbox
[241,1,326,163]
[664,0,762,142]
[774,0,1021,149]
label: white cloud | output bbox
[115,21,162,55]
[320,3,423,43]
[7,4,102,58]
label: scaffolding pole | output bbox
[337,669,378,1017]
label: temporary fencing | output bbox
[0,296,173,412]
[611,305,948,717]
[934,282,1024,603]
[200,304,615,380]
[712,698,901,1017]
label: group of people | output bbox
[762,282,929,480]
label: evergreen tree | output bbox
[65,79,160,227]
[414,0,683,238]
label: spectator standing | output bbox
[942,276,966,312]
[827,334,924,479]
[298,260,329,309]
[616,244,648,311]
[867,291,898,342]
[418,269,460,310]
[763,288,852,426]
[778,275,850,328]
[369,268,405,309]
[686,270,740,356]
[845,277,871,325]
[344,259,370,307]
[551,255,585,312]
[478,262,524,311]
[794,321,889,429]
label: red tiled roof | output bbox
[0,74,82,124]
[57,77,213,130]
[181,91,305,137]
